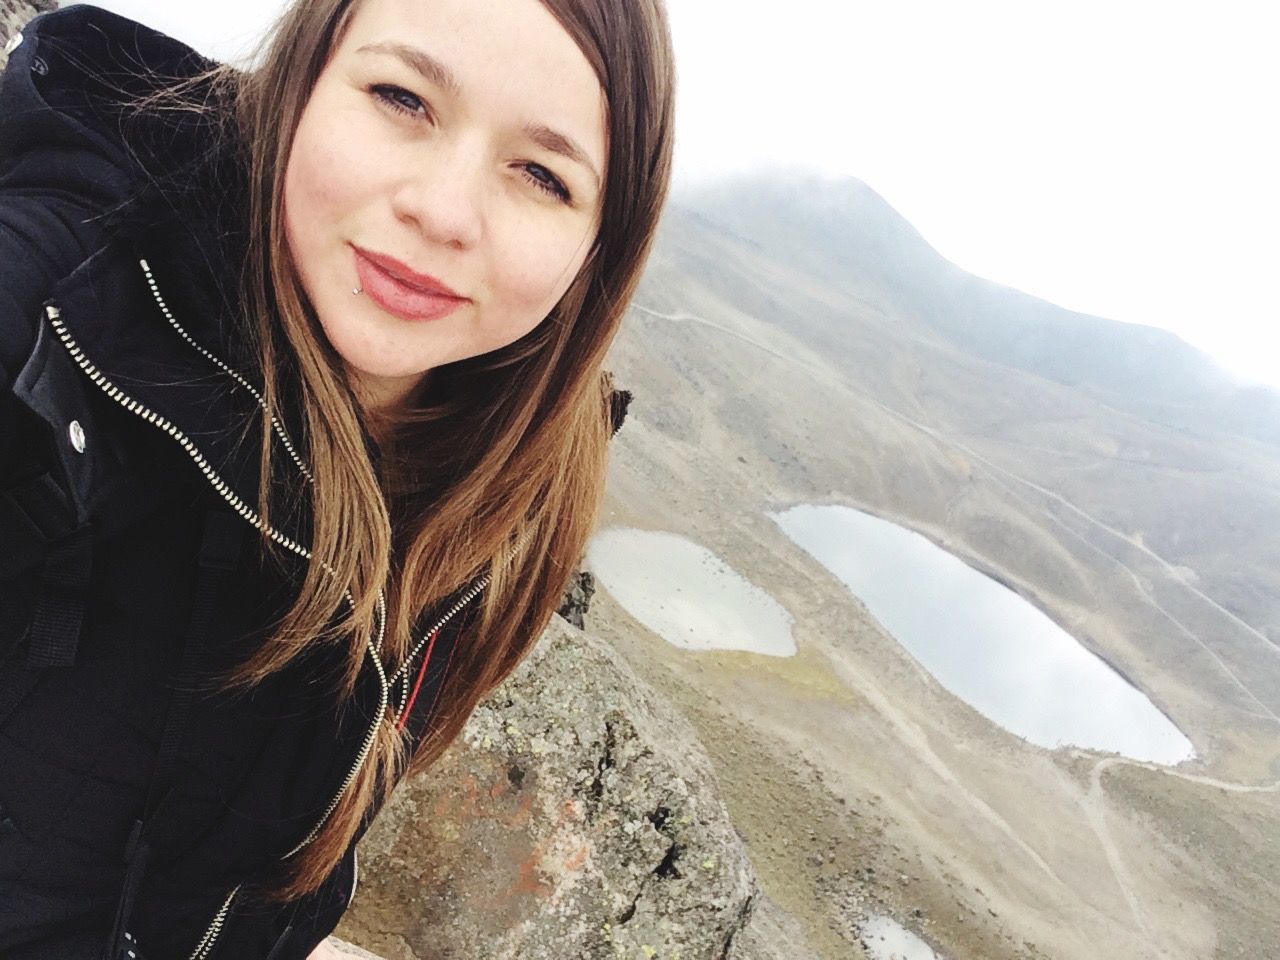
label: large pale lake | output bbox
[584,528,796,657]
[770,503,1195,765]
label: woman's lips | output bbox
[353,248,468,322]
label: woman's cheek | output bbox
[287,95,373,217]
[289,137,354,218]
[497,229,590,320]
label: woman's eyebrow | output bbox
[355,41,601,190]
[357,41,462,96]
[523,122,601,190]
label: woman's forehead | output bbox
[340,0,608,168]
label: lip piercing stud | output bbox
[353,287,364,295]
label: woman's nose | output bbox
[391,142,485,250]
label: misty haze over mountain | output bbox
[678,173,1280,448]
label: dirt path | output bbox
[1078,758,1163,952]
[827,652,1067,893]
[632,304,796,364]
[1062,750,1280,960]
[1068,749,1280,795]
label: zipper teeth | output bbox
[47,305,316,563]
[138,259,315,485]
[386,521,536,714]
[46,285,529,957]
[279,591,389,860]
[44,301,395,960]
[184,591,386,960]
[189,884,241,960]
[46,302,381,633]
[389,573,493,686]
[388,573,490,725]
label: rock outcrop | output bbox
[335,615,769,959]
[0,0,54,69]
[556,569,598,630]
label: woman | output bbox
[0,0,673,956]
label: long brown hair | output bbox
[140,0,675,904]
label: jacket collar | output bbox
[11,5,387,553]
[45,230,321,549]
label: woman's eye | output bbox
[521,164,573,204]
[371,84,428,119]
[371,84,572,206]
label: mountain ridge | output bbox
[676,170,1279,448]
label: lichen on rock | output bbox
[337,615,766,959]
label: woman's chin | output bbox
[341,357,433,413]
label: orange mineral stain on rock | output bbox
[503,798,591,902]
[563,843,590,872]
[458,774,482,820]
[503,791,535,828]
[511,842,557,900]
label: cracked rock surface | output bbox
[555,569,597,630]
[336,615,774,959]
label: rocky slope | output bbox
[0,0,53,68]
[335,613,815,959]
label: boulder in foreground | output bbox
[337,615,765,959]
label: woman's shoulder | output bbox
[0,5,243,389]
[1,3,235,209]
[3,4,220,111]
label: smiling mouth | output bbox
[353,248,468,323]
[353,245,465,297]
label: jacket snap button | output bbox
[30,55,48,76]
[3,33,22,55]
[68,420,87,454]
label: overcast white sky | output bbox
[74,0,1280,389]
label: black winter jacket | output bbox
[0,6,628,959]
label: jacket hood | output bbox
[1,4,237,234]
[3,5,328,550]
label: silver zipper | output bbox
[388,519,542,718]
[45,299,396,958]
[188,884,241,960]
[391,574,490,687]
[139,259,314,484]
[45,272,526,956]
[388,571,492,724]
[44,304,314,561]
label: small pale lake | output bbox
[860,914,944,960]
[584,528,796,657]
[770,503,1195,765]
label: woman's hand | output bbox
[307,940,346,960]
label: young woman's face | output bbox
[283,0,608,414]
